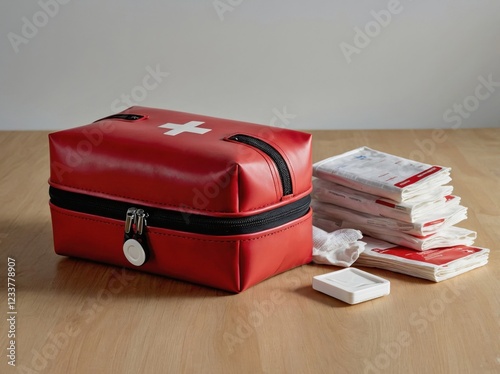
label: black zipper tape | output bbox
[228,134,293,196]
[49,187,310,236]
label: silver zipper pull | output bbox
[123,207,148,267]
[125,207,137,235]
[135,209,147,235]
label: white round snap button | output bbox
[123,238,146,266]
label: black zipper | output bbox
[49,187,310,236]
[228,134,293,196]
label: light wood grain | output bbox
[0,129,499,374]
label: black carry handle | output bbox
[93,113,146,122]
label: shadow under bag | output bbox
[48,107,313,292]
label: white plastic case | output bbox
[312,268,390,304]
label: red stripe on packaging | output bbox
[375,199,396,208]
[394,166,443,188]
[423,218,445,227]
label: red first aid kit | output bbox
[48,107,313,292]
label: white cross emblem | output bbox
[158,121,211,136]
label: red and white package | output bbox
[311,200,468,236]
[355,237,490,282]
[313,147,451,202]
[312,178,457,223]
[313,211,476,251]
[348,225,476,251]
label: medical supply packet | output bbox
[355,237,489,282]
[311,200,468,236]
[343,224,476,251]
[312,178,458,223]
[313,211,476,251]
[313,147,451,202]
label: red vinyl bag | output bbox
[48,107,313,292]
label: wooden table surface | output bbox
[1,129,499,374]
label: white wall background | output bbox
[1,0,499,131]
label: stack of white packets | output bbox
[312,147,489,281]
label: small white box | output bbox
[312,268,390,304]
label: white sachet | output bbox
[312,178,457,223]
[313,146,451,202]
[312,226,366,267]
[311,200,467,236]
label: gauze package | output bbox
[355,237,490,282]
[345,224,475,251]
[313,178,458,223]
[311,200,468,236]
[312,226,366,267]
[313,210,475,251]
[313,147,451,202]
